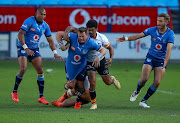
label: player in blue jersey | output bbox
[54,27,106,108]
[11,8,63,105]
[116,13,175,108]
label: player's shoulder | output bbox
[96,32,108,41]
[167,28,175,34]
[25,16,35,22]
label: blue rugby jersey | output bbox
[17,16,51,49]
[143,26,175,59]
[66,32,101,81]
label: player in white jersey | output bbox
[86,20,121,109]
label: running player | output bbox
[11,8,63,105]
[55,27,107,108]
[86,20,121,109]
[116,13,175,108]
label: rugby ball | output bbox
[62,40,70,47]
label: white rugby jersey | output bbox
[87,32,110,62]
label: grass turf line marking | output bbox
[157,90,180,96]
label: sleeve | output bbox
[90,40,101,51]
[143,27,152,36]
[168,31,175,44]
[44,23,52,37]
[101,35,110,48]
[20,17,32,32]
[67,32,77,43]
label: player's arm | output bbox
[106,44,114,67]
[46,36,63,59]
[65,26,78,33]
[76,90,91,102]
[163,43,174,68]
[92,46,107,68]
[56,31,69,51]
[18,29,34,56]
[116,32,145,42]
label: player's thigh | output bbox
[101,75,112,85]
[76,80,84,91]
[31,56,43,73]
[18,56,28,69]
[141,64,153,82]
[153,67,166,85]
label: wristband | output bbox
[125,37,128,41]
[53,50,58,54]
[22,44,28,50]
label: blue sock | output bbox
[136,80,145,92]
[13,74,23,93]
[37,77,44,98]
[142,84,157,102]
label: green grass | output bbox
[0,61,180,122]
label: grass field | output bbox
[0,61,180,122]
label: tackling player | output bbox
[116,13,175,108]
[11,8,63,105]
[86,20,121,109]
[51,76,91,109]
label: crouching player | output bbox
[51,76,90,109]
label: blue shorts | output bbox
[65,66,87,81]
[17,47,41,62]
[144,53,166,68]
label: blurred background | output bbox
[0,0,179,61]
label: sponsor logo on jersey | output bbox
[30,28,35,32]
[33,35,39,41]
[74,55,81,62]
[71,46,76,51]
[82,49,88,54]
[155,44,162,50]
[162,39,167,43]
[152,37,156,41]
[146,58,151,62]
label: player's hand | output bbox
[162,59,168,69]
[105,58,112,67]
[54,54,63,60]
[25,48,35,56]
[59,45,68,51]
[116,35,126,43]
[92,56,100,68]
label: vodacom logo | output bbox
[69,9,90,27]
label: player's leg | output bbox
[87,71,97,109]
[52,98,77,107]
[12,51,28,102]
[140,66,166,108]
[57,88,75,102]
[130,64,152,102]
[97,58,120,89]
[31,56,49,105]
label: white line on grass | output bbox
[157,90,180,96]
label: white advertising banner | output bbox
[10,32,180,60]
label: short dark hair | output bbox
[78,27,87,34]
[86,20,98,29]
[158,13,170,23]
